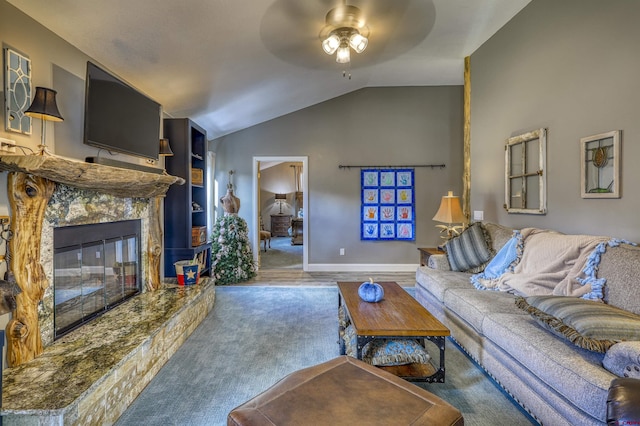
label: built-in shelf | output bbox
[164,118,211,278]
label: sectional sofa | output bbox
[415,222,640,425]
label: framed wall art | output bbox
[4,47,32,134]
[580,130,620,198]
[361,168,415,241]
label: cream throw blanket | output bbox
[477,228,609,297]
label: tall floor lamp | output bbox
[25,87,64,155]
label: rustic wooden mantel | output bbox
[0,154,185,367]
[0,155,184,198]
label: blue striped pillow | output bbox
[444,223,492,272]
[517,295,640,353]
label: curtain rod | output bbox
[338,164,445,170]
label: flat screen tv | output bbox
[84,61,160,160]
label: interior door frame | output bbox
[252,156,308,271]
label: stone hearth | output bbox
[2,278,215,424]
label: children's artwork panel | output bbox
[361,168,415,241]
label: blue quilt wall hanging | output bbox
[361,168,415,241]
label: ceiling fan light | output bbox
[336,45,351,63]
[349,33,368,53]
[322,34,341,55]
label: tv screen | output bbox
[84,61,160,160]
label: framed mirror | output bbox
[4,47,32,134]
[504,128,547,214]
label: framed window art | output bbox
[580,130,620,199]
[361,168,415,241]
[505,128,547,214]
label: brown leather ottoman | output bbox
[228,356,464,425]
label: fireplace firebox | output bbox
[53,220,141,338]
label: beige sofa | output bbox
[415,222,640,425]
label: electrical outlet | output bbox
[473,210,484,221]
[0,137,16,153]
[340,248,345,256]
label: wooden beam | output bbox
[6,172,55,367]
[147,196,163,291]
[463,56,471,222]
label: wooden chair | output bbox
[259,215,271,252]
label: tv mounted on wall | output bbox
[84,61,161,160]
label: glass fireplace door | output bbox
[53,220,141,339]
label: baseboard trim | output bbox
[307,263,419,272]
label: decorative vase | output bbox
[358,278,384,303]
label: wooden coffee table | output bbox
[337,281,450,382]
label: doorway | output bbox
[252,156,308,271]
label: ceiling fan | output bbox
[259,0,435,75]
[319,3,370,77]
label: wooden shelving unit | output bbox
[163,118,211,278]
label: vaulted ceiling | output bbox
[9,0,530,140]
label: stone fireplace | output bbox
[0,154,216,425]
[0,154,182,363]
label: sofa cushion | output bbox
[415,267,473,303]
[516,295,640,353]
[482,222,515,252]
[444,222,492,273]
[443,288,527,334]
[483,312,613,422]
[598,243,640,315]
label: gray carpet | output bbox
[116,286,535,426]
[260,236,302,269]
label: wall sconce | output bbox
[275,193,287,214]
[25,87,64,155]
[432,191,466,241]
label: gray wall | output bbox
[471,0,640,241]
[0,1,164,167]
[214,86,464,266]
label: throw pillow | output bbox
[343,325,431,366]
[516,295,640,353]
[471,232,520,290]
[444,222,493,273]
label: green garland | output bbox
[211,214,256,284]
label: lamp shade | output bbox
[349,32,368,53]
[322,34,341,55]
[25,87,64,122]
[159,138,174,156]
[336,45,351,63]
[432,191,465,224]
[275,193,287,200]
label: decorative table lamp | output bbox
[25,87,64,155]
[432,191,466,241]
[275,193,287,214]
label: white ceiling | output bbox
[9,0,530,140]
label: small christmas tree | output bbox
[211,172,256,284]
[211,214,256,284]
